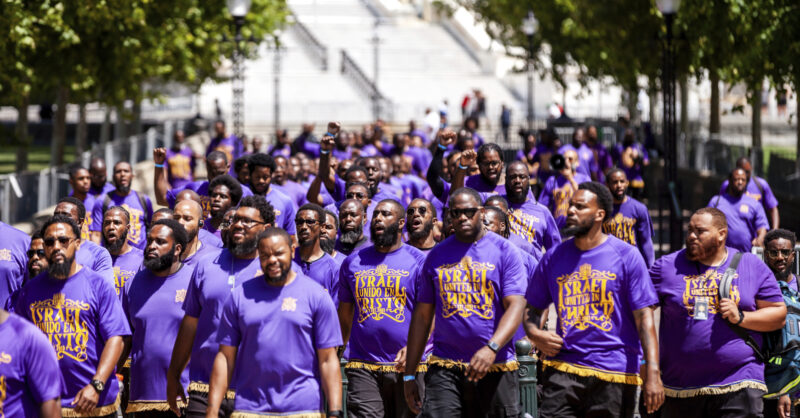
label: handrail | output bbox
[289,14,328,71]
[339,50,394,120]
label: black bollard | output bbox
[516,339,538,417]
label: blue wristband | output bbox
[458,164,469,170]
[154,163,164,168]
[437,143,447,150]
[403,375,416,382]
[326,132,336,137]
[320,150,330,155]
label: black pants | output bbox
[420,365,521,418]
[539,368,638,418]
[185,390,234,418]
[661,388,764,418]
[133,411,184,418]
[346,368,424,418]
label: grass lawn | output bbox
[0,145,77,174]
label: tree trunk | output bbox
[15,95,30,173]
[680,76,689,138]
[76,103,88,156]
[751,89,762,150]
[132,99,142,136]
[626,85,639,127]
[114,105,125,140]
[50,85,69,166]
[100,105,111,144]
[710,71,721,137]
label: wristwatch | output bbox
[328,410,344,418]
[487,340,499,353]
[90,379,104,393]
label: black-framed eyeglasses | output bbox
[407,206,428,216]
[43,236,75,247]
[479,160,502,168]
[231,216,266,228]
[449,207,480,219]
[27,249,45,258]
[295,219,318,226]
[766,249,793,258]
[219,221,231,229]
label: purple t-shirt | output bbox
[576,143,597,180]
[206,134,240,165]
[293,252,340,300]
[76,240,114,286]
[708,193,769,253]
[513,249,540,343]
[184,240,222,268]
[217,274,342,415]
[0,222,30,308]
[618,143,649,187]
[167,180,254,219]
[338,244,427,366]
[720,176,779,211]
[332,147,353,161]
[0,313,63,417]
[267,144,291,159]
[69,192,97,240]
[331,251,347,268]
[202,219,223,241]
[506,196,562,252]
[439,175,505,204]
[111,248,144,300]
[418,233,526,365]
[90,191,153,251]
[182,250,262,386]
[123,267,193,407]
[526,236,657,383]
[263,187,298,235]
[89,182,116,199]
[538,173,591,228]
[199,229,223,248]
[166,147,196,189]
[14,268,131,413]
[603,197,655,268]
[274,181,307,208]
[650,248,783,394]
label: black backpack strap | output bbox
[136,192,150,226]
[753,176,765,197]
[719,252,766,362]
[101,192,112,216]
[713,195,722,208]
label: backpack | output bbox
[101,191,151,227]
[762,278,800,399]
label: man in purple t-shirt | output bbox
[445,143,506,203]
[166,196,273,418]
[15,216,130,417]
[708,168,769,253]
[321,210,347,267]
[650,208,786,417]
[501,161,562,252]
[0,308,62,418]
[603,168,655,267]
[55,197,115,287]
[68,166,96,240]
[247,153,298,238]
[102,206,144,299]
[208,228,343,417]
[88,157,116,199]
[173,200,221,267]
[206,120,241,165]
[293,204,339,297]
[166,129,197,189]
[89,161,153,250]
[204,174,243,240]
[720,157,780,228]
[339,199,428,417]
[336,200,370,256]
[404,187,527,417]
[538,148,592,229]
[525,182,663,417]
[405,198,438,254]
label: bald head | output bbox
[175,189,201,203]
[173,199,204,243]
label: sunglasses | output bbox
[346,192,367,200]
[27,249,45,258]
[43,237,75,247]
[449,208,480,219]
[766,249,793,258]
[295,219,318,226]
[407,207,428,216]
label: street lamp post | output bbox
[273,31,283,130]
[227,0,252,137]
[657,0,681,252]
[522,11,538,131]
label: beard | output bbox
[104,230,129,253]
[320,236,335,254]
[561,222,592,239]
[408,219,434,242]
[48,254,75,278]
[775,266,792,280]
[686,239,718,261]
[265,263,292,283]
[340,224,363,245]
[371,221,401,247]
[116,183,131,194]
[144,250,176,272]
[229,236,259,257]
[506,187,527,203]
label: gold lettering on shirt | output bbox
[168,154,192,179]
[82,215,92,241]
[682,270,741,316]
[122,204,145,245]
[0,250,10,262]
[553,183,575,220]
[281,297,297,312]
[745,191,762,202]
[509,209,540,245]
[0,375,6,418]
[353,264,409,323]
[113,267,137,296]
[437,256,497,319]
[28,293,91,362]
[0,353,10,364]
[603,213,638,246]
[556,264,617,333]
[175,289,187,303]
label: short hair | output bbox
[339,199,365,215]
[484,195,509,211]
[605,167,626,183]
[105,206,131,224]
[345,165,368,180]
[345,181,372,198]
[484,206,510,238]
[729,167,747,179]
[376,199,404,217]
[41,215,81,239]
[297,203,325,223]
[578,182,614,221]
[506,160,527,174]
[233,156,249,173]
[57,196,86,222]
[323,209,339,230]
[247,153,276,174]
[693,207,728,231]
[68,164,87,179]
[765,229,796,248]
[477,143,504,163]
[207,151,228,164]
[736,157,752,168]
[151,219,189,253]
[258,227,291,248]
[449,187,483,207]
[409,198,436,220]
[239,195,276,226]
[31,230,43,241]
[154,208,173,217]
[209,174,244,205]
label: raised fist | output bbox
[326,121,341,137]
[153,147,167,165]
[320,136,335,152]
[460,149,477,167]
[438,129,456,147]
